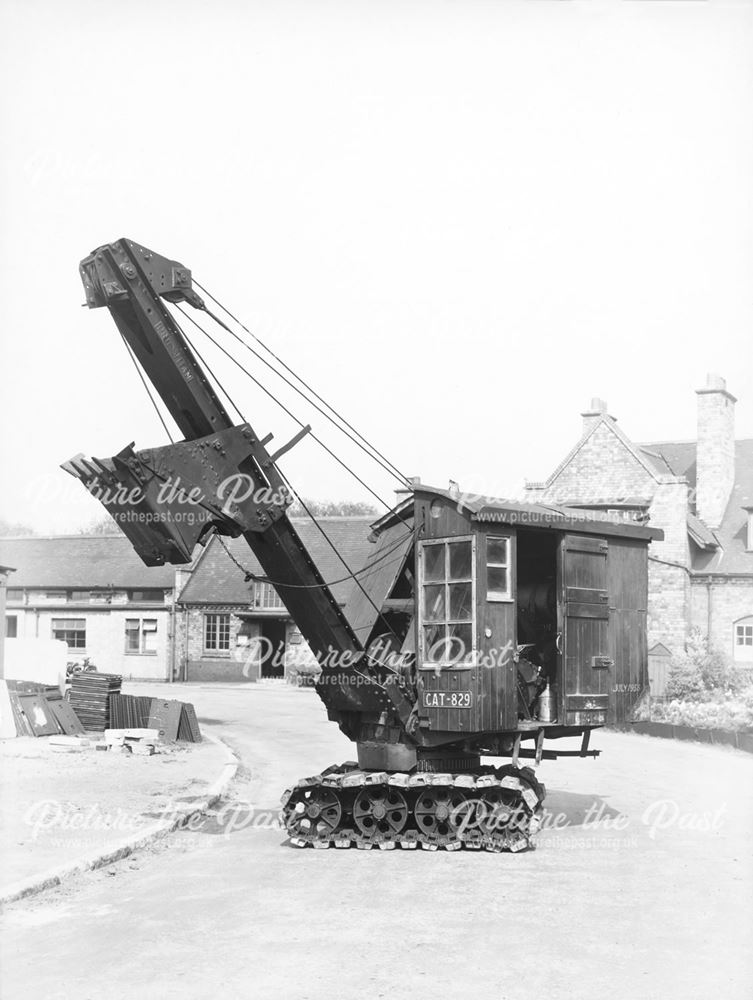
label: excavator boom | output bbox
[66,239,373,705]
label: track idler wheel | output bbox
[414,786,468,847]
[353,786,409,842]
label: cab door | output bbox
[558,534,612,726]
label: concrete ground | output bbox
[0,730,229,890]
[1,682,752,1000]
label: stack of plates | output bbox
[69,673,122,732]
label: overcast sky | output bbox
[1,0,751,534]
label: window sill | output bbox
[125,652,158,656]
[202,651,232,658]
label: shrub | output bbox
[655,631,753,732]
[652,694,753,732]
[666,629,746,701]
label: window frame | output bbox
[735,623,753,647]
[417,535,476,670]
[124,617,159,655]
[127,589,165,605]
[204,612,232,654]
[485,534,513,602]
[51,617,86,650]
[253,581,286,611]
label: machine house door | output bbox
[558,534,611,726]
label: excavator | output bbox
[64,238,662,852]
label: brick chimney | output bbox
[695,373,736,529]
[580,397,615,435]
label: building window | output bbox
[418,537,475,668]
[69,590,91,603]
[6,615,18,638]
[253,582,285,610]
[735,624,753,647]
[204,613,231,652]
[6,589,23,603]
[52,618,86,649]
[486,536,512,601]
[128,589,165,604]
[125,618,158,654]
[734,618,753,664]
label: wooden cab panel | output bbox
[410,489,654,740]
[475,530,518,732]
[606,537,649,725]
[414,494,517,735]
[559,534,611,726]
[414,495,481,735]
[558,533,649,726]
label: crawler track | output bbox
[281,762,545,852]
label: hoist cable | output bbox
[178,321,248,425]
[275,469,403,643]
[132,448,414,593]
[173,303,407,520]
[215,524,413,591]
[192,300,409,488]
[193,278,410,487]
[193,278,410,484]
[167,303,415,634]
[118,329,175,444]
[178,313,408,641]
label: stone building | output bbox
[174,517,374,682]
[524,374,753,669]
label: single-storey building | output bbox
[0,536,177,681]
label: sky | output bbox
[0,0,751,534]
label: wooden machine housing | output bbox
[406,489,661,742]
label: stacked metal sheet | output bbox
[69,673,122,732]
[109,694,153,729]
[109,695,202,742]
[146,698,203,742]
[178,702,202,742]
[4,680,72,737]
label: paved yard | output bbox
[1,683,751,1000]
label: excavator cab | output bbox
[356,486,657,744]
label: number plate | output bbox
[422,691,473,709]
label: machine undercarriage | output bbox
[282,762,545,852]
